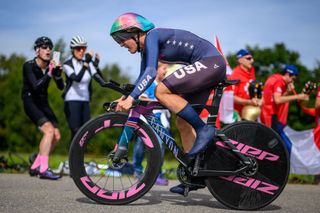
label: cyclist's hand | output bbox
[93,53,100,67]
[84,51,94,63]
[116,96,134,112]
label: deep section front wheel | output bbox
[204,121,289,210]
[69,113,162,205]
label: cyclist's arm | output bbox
[129,33,159,99]
[63,63,87,82]
[53,75,64,90]
[24,63,51,90]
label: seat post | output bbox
[207,83,224,126]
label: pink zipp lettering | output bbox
[95,120,111,134]
[80,176,99,193]
[220,176,279,195]
[96,189,118,200]
[127,183,146,197]
[79,131,89,147]
[215,140,279,162]
[139,129,154,148]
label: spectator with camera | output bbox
[63,36,107,144]
[228,49,262,120]
[260,65,309,134]
[22,36,64,180]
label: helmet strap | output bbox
[131,32,141,52]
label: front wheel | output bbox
[69,113,162,205]
[204,121,289,210]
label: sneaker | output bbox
[187,125,216,156]
[39,169,62,180]
[155,175,168,186]
[29,153,37,165]
[29,166,39,176]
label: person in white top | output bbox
[63,36,107,144]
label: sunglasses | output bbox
[244,56,253,61]
[112,32,133,44]
[74,46,87,51]
[40,45,53,50]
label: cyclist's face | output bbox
[73,46,87,60]
[120,38,138,54]
[37,45,52,61]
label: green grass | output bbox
[0,151,318,184]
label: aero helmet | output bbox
[34,36,53,50]
[70,36,87,48]
[110,12,155,35]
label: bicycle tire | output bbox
[204,121,289,210]
[69,112,162,205]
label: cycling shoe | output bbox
[29,166,40,176]
[39,169,62,180]
[170,181,205,195]
[187,125,216,157]
[112,146,128,163]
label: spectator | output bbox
[22,36,64,180]
[63,36,107,146]
[260,64,309,141]
[315,86,320,184]
[228,49,261,120]
[133,62,171,186]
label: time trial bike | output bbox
[69,79,289,210]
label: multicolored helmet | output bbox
[110,12,155,35]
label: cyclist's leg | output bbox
[157,56,226,156]
[113,109,141,162]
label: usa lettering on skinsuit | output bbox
[138,75,152,91]
[174,62,208,79]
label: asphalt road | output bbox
[0,174,319,213]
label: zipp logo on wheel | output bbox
[173,61,208,79]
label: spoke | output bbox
[119,173,125,190]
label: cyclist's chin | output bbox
[127,47,137,54]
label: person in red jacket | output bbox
[260,65,309,131]
[228,49,261,119]
[316,86,320,127]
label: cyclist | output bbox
[63,36,107,143]
[22,36,64,180]
[110,13,226,194]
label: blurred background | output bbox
[1,0,320,156]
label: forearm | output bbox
[54,76,65,90]
[234,96,252,106]
[274,94,299,104]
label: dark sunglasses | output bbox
[74,46,87,51]
[244,56,253,61]
[40,45,53,50]
[112,32,133,44]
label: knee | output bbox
[155,83,169,101]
